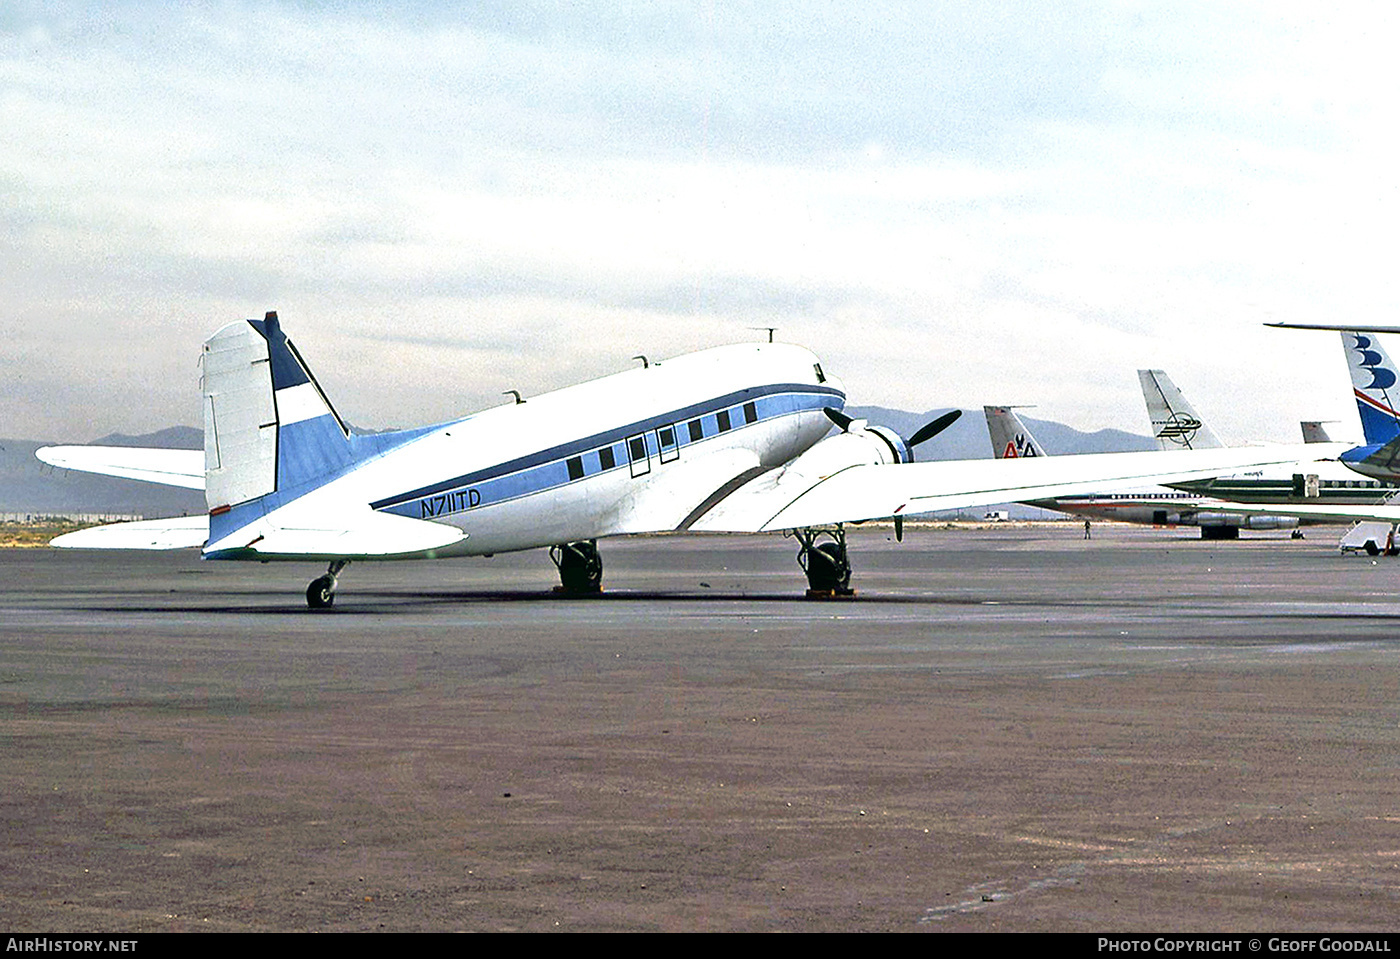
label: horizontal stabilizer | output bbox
[50,515,209,550]
[1300,421,1334,444]
[36,446,205,490]
[204,510,467,560]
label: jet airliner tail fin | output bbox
[1301,421,1334,444]
[984,406,1050,459]
[1342,331,1400,445]
[1138,370,1224,451]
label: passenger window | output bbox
[627,434,650,477]
[658,425,679,464]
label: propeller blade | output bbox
[906,409,962,447]
[824,407,855,431]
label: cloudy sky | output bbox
[4,1,1399,443]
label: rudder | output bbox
[202,311,352,512]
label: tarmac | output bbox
[3,523,1400,931]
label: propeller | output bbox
[823,407,963,454]
[822,407,963,543]
[823,408,858,431]
[907,409,962,448]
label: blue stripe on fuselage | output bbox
[371,383,843,520]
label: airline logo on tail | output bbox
[1349,333,1396,390]
[1002,434,1039,458]
[985,406,1048,459]
[1155,412,1204,446]
[1345,331,1400,445]
[1138,370,1223,451]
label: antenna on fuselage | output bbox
[632,355,649,369]
[504,390,526,404]
[749,327,777,343]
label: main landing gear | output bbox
[550,540,603,595]
[792,526,855,599]
[306,559,350,609]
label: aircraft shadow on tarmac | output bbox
[56,588,992,615]
[50,587,1400,622]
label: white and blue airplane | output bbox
[37,313,1344,606]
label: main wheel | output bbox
[307,575,336,609]
[553,541,603,593]
[806,542,852,592]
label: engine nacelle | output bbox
[1194,512,1299,531]
[865,425,914,464]
[1240,514,1299,531]
[776,422,910,481]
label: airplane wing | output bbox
[690,443,1351,533]
[36,446,205,490]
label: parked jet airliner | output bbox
[37,313,1342,606]
[1265,323,1400,484]
[985,402,1394,536]
[1190,323,1400,535]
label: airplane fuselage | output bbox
[204,342,845,559]
[1030,460,1396,529]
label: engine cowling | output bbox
[779,422,910,478]
[1194,512,1299,531]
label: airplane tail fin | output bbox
[201,311,354,512]
[1138,370,1224,450]
[1300,421,1334,444]
[983,406,1049,459]
[1342,331,1400,445]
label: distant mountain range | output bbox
[1,413,1153,517]
[845,406,1154,461]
